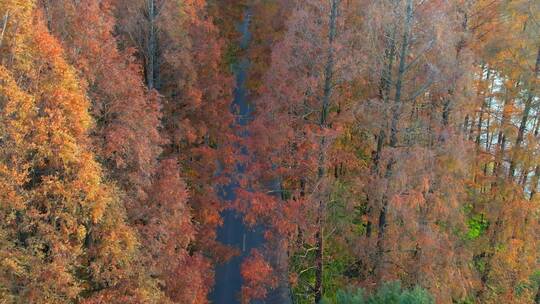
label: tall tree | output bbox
[36,1,211,302]
[0,1,156,302]
[466,1,540,302]
[237,0,365,302]
[113,0,235,299]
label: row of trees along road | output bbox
[238,0,540,303]
[0,0,539,303]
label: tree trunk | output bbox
[463,114,470,135]
[373,25,397,174]
[313,0,339,301]
[476,67,492,147]
[531,97,540,200]
[476,66,494,188]
[313,200,324,303]
[376,0,413,270]
[389,0,412,148]
[146,0,157,89]
[482,94,493,184]
[493,86,515,179]
[0,11,9,49]
[509,94,533,178]
[509,46,540,179]
[494,131,507,179]
[530,165,540,200]
[443,8,468,127]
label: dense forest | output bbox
[0,0,539,303]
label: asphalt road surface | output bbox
[209,10,266,304]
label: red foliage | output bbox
[240,249,278,304]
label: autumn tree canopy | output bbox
[0,0,539,303]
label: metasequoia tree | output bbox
[38,0,162,199]
[2,1,540,303]
[242,0,480,302]
[0,1,156,302]
[345,0,479,301]
[113,0,234,268]
[237,0,365,302]
[463,1,540,302]
[244,0,539,302]
[145,159,211,303]
[36,1,211,302]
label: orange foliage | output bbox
[240,249,278,304]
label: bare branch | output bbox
[406,77,435,102]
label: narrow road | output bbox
[210,10,266,304]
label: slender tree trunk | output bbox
[442,96,451,127]
[376,159,394,257]
[509,46,540,179]
[371,28,397,247]
[476,67,492,146]
[493,127,503,176]
[389,0,412,148]
[530,116,540,200]
[40,0,53,30]
[0,11,8,49]
[520,46,540,196]
[313,199,324,303]
[477,67,493,185]
[493,84,516,180]
[534,116,540,139]
[314,1,339,302]
[494,131,507,179]
[146,0,157,89]
[530,165,540,200]
[463,114,470,135]
[443,9,468,127]
[482,94,493,183]
[519,167,528,187]
[376,0,413,269]
[472,66,490,184]
[468,114,476,141]
[509,94,533,178]
[373,26,397,174]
